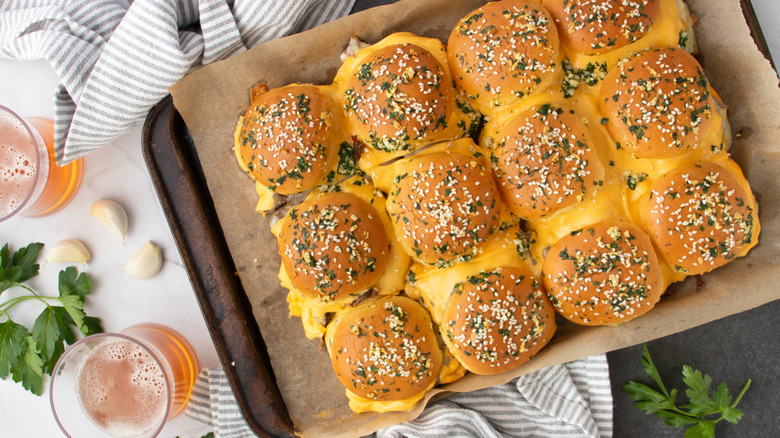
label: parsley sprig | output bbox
[622,345,751,438]
[0,242,103,395]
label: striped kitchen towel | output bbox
[0,0,355,165]
[186,355,613,438]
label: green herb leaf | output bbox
[32,306,76,373]
[622,380,667,404]
[0,243,44,292]
[622,345,751,437]
[81,315,104,337]
[711,382,732,408]
[656,409,700,427]
[59,294,86,331]
[10,336,44,395]
[683,365,712,405]
[0,320,30,379]
[684,420,715,438]
[58,266,91,300]
[0,243,102,395]
[12,243,44,283]
[720,406,744,424]
[640,345,669,396]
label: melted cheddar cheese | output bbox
[235,0,761,417]
[554,0,693,71]
[333,32,480,172]
[271,176,410,339]
[406,224,533,325]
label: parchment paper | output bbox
[169,0,780,436]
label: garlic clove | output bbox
[90,200,129,244]
[123,241,163,279]
[46,239,91,265]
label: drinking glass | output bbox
[0,104,83,222]
[49,324,200,438]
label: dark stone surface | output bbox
[608,299,780,437]
[351,0,398,13]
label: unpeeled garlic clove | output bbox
[90,199,128,244]
[46,239,91,265]
[123,241,162,279]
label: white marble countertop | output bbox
[0,62,217,437]
[1,1,778,437]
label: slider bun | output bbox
[387,150,499,266]
[542,220,664,325]
[278,191,390,302]
[448,0,560,111]
[599,46,714,158]
[327,296,442,402]
[491,103,605,220]
[343,42,454,153]
[441,266,556,375]
[235,84,340,194]
[543,0,660,55]
[641,161,757,275]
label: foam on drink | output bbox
[0,116,41,217]
[76,339,169,437]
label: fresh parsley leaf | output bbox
[58,266,91,300]
[0,320,30,379]
[58,294,86,331]
[622,345,752,437]
[12,243,44,283]
[81,315,104,337]
[0,243,103,395]
[10,336,44,395]
[32,306,76,374]
[0,243,44,291]
[640,344,670,396]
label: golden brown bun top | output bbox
[491,103,604,220]
[447,0,560,110]
[278,191,390,302]
[328,296,443,401]
[544,0,660,55]
[642,161,757,276]
[343,43,454,153]
[542,220,664,325]
[387,150,499,267]
[441,266,557,375]
[599,46,714,159]
[235,84,339,194]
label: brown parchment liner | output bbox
[169,0,780,436]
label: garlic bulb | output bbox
[123,241,162,279]
[46,239,91,265]
[90,200,129,244]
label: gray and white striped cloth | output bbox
[0,0,355,165]
[186,355,613,438]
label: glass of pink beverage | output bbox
[0,104,83,222]
[49,324,200,438]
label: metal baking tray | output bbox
[142,97,294,436]
[141,1,776,436]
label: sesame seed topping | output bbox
[238,87,332,191]
[345,44,453,152]
[388,152,499,267]
[492,104,600,218]
[281,192,389,301]
[444,268,551,368]
[601,48,713,158]
[449,0,558,107]
[646,162,755,274]
[544,222,661,324]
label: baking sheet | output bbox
[168,0,780,436]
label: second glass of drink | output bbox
[49,324,200,438]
